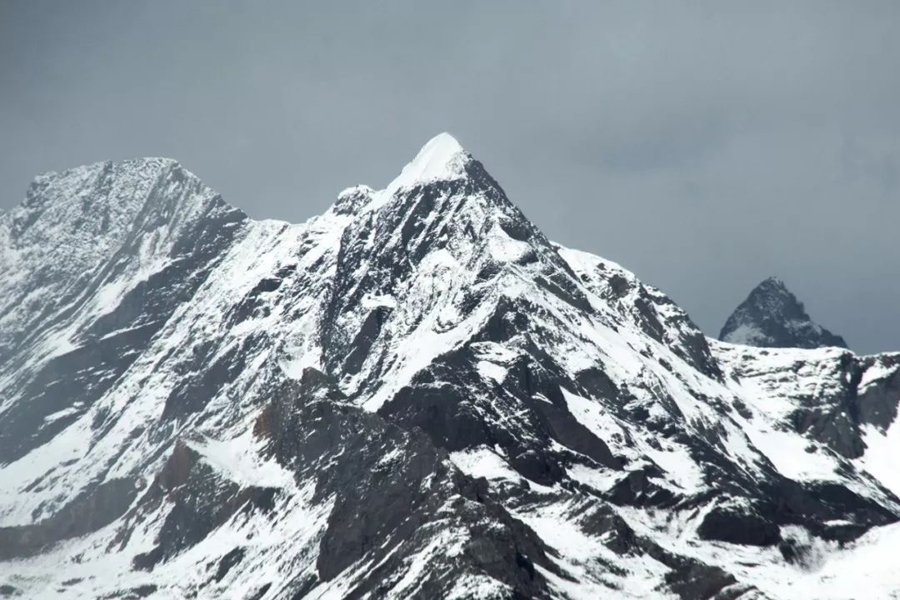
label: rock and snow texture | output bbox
[0,133,899,599]
[719,276,848,349]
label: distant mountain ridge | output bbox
[1,134,899,599]
[719,276,848,349]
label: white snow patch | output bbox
[561,388,625,442]
[566,464,620,492]
[476,360,507,383]
[858,423,900,496]
[189,432,295,489]
[386,132,469,194]
[450,447,520,482]
[445,574,512,600]
[361,294,398,310]
[859,361,897,392]
[41,405,82,425]
[487,225,531,262]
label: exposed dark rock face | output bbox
[0,477,138,560]
[380,344,621,488]
[255,373,561,599]
[572,503,744,600]
[719,277,847,349]
[606,467,679,508]
[697,503,782,547]
[129,440,279,572]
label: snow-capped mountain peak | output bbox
[719,276,848,349]
[386,132,471,193]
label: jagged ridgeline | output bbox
[1,134,899,599]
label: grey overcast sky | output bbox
[1,1,898,353]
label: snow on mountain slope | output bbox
[714,342,900,493]
[1,134,899,599]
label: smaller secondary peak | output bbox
[386,132,472,193]
[21,157,190,214]
[746,276,799,311]
[719,277,848,349]
[757,276,788,291]
[28,157,180,192]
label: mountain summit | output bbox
[387,132,471,192]
[719,276,848,349]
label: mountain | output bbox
[1,134,900,599]
[719,277,848,349]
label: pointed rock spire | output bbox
[719,277,847,349]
